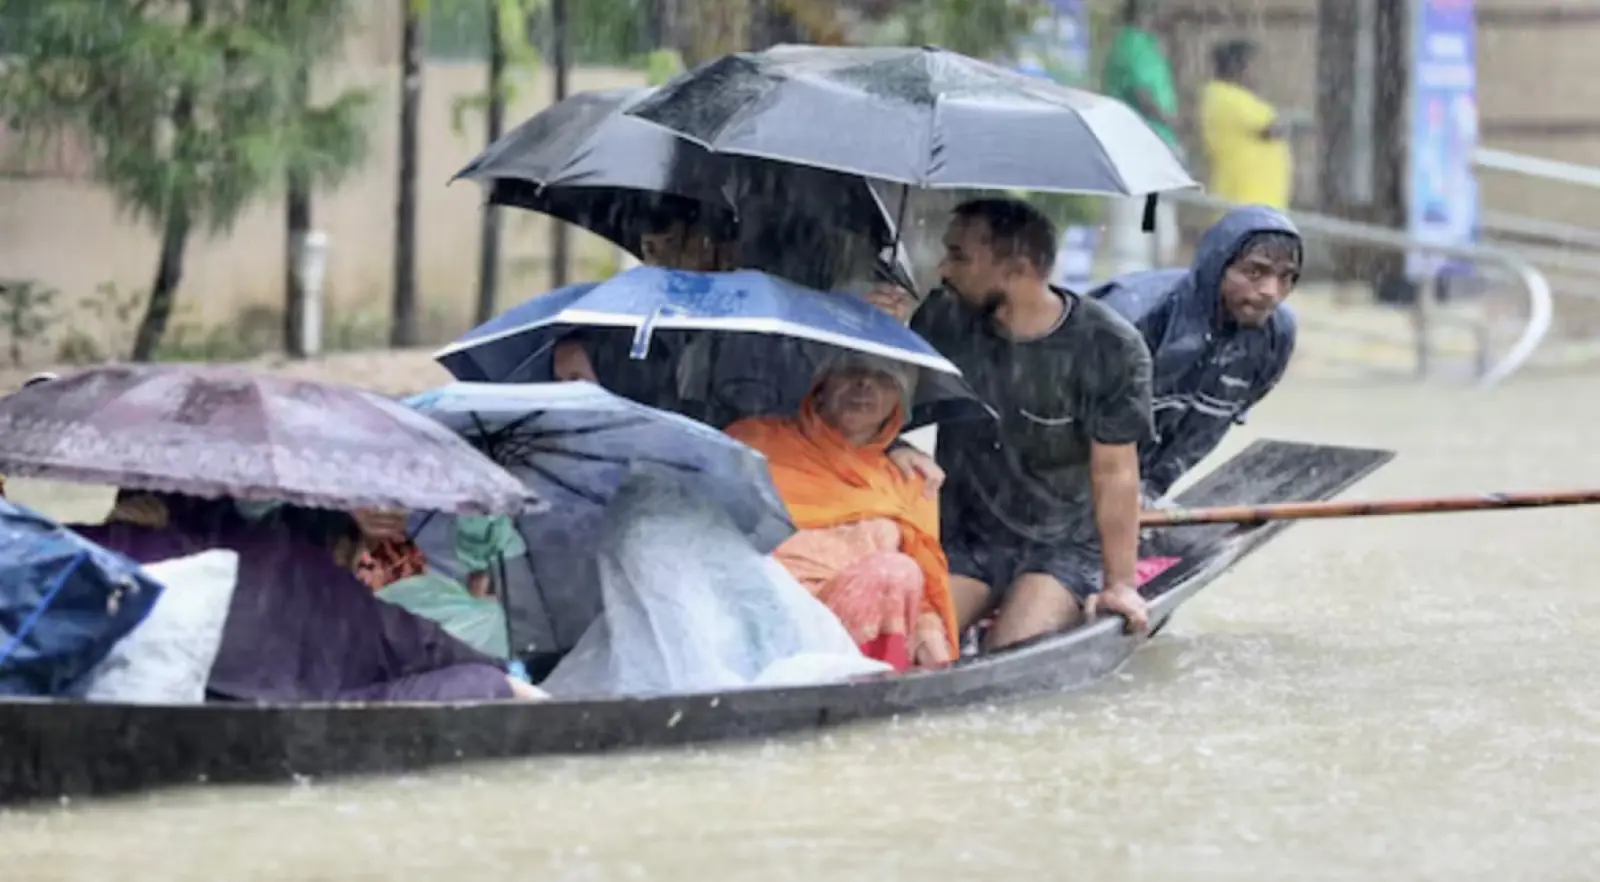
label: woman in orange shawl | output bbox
[725,354,957,671]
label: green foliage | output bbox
[882,0,1046,60]
[0,280,60,367]
[0,0,372,358]
[446,0,547,135]
[55,282,146,364]
[430,0,649,67]
[0,0,371,236]
[646,48,687,86]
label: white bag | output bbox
[72,550,240,705]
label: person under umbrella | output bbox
[450,203,951,489]
[0,365,548,703]
[454,85,913,292]
[73,490,546,702]
[910,197,1156,648]
[404,381,798,662]
[726,353,957,670]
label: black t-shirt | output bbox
[911,287,1155,544]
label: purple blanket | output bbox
[74,517,512,704]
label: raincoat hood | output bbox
[1102,205,1301,331]
[1190,205,1301,307]
[1088,205,1301,498]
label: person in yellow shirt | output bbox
[1200,40,1302,210]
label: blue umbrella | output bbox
[431,266,987,428]
[404,381,796,655]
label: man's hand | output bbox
[553,339,599,382]
[887,445,944,498]
[1086,582,1151,634]
[860,283,918,324]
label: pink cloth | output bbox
[1136,556,1181,586]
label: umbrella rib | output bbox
[520,459,611,506]
[522,415,655,440]
[525,444,705,473]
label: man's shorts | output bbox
[942,506,1103,609]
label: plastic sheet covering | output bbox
[377,571,510,660]
[0,499,164,697]
[70,550,240,705]
[542,466,891,699]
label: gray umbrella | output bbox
[0,365,542,517]
[626,44,1198,196]
[454,87,913,291]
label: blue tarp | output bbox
[0,499,164,696]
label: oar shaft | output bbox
[1141,489,1600,527]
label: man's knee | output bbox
[948,574,992,629]
[984,573,1086,650]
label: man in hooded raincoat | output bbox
[1090,205,1301,506]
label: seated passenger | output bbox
[725,354,957,670]
[551,202,922,426]
[71,491,545,702]
[354,510,522,599]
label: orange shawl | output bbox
[725,393,957,652]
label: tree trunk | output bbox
[475,0,506,324]
[131,0,203,362]
[132,207,193,362]
[284,63,312,358]
[392,0,425,347]
[549,0,571,289]
[1369,0,1410,299]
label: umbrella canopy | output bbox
[404,381,795,654]
[454,86,911,291]
[626,44,1198,196]
[0,365,542,517]
[431,266,984,427]
[405,381,793,553]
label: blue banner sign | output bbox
[1407,0,1478,280]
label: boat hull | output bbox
[0,439,1393,804]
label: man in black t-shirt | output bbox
[911,198,1155,649]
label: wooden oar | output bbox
[1141,489,1600,527]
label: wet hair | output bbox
[1212,39,1255,79]
[639,194,737,242]
[1229,230,1302,269]
[950,197,1058,277]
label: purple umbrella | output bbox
[0,365,543,517]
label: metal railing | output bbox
[1476,147,1600,192]
[1162,190,1553,386]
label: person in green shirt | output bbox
[1101,0,1182,275]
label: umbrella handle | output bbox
[631,305,685,361]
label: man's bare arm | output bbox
[1090,440,1143,591]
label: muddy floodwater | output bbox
[3,369,1599,881]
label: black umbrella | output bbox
[625,44,1198,196]
[453,87,912,291]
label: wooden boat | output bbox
[0,439,1392,805]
